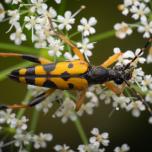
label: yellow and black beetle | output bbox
[0,31,151,111]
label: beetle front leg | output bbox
[0,89,55,110]
[101,52,125,95]
[101,52,122,68]
[0,53,51,64]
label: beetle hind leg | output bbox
[0,89,55,110]
[0,53,51,64]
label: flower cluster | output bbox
[0,109,53,151]
[54,128,129,152]
[114,0,152,39]
[0,0,97,60]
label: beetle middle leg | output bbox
[75,89,87,111]
[0,88,55,110]
[0,53,51,64]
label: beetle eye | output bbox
[114,79,123,85]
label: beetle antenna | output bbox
[124,38,152,70]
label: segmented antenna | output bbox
[124,38,152,70]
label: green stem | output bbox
[0,61,33,81]
[90,30,115,42]
[69,31,80,38]
[30,110,39,132]
[73,117,88,146]
[0,42,39,54]
[17,91,32,119]
[28,110,40,151]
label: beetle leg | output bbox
[57,34,85,61]
[0,53,51,64]
[75,89,87,111]
[101,52,124,95]
[47,17,85,61]
[0,89,55,110]
[101,52,122,68]
[104,82,122,95]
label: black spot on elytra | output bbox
[43,63,56,72]
[60,71,71,81]
[68,83,74,89]
[43,80,57,88]
[26,67,35,75]
[25,76,35,85]
[68,63,74,68]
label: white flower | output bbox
[7,9,20,25]
[114,22,132,39]
[33,133,53,149]
[78,144,105,152]
[5,0,12,3]
[123,0,140,7]
[24,16,42,31]
[78,17,97,36]
[138,19,152,38]
[99,90,115,105]
[12,0,22,4]
[54,0,62,4]
[53,97,76,123]
[77,38,94,58]
[112,96,130,109]
[114,144,130,152]
[35,98,53,114]
[30,0,48,15]
[54,144,74,152]
[77,91,99,116]
[48,7,57,18]
[126,100,146,117]
[33,35,47,48]
[90,128,110,147]
[10,27,26,45]
[0,109,15,124]
[118,4,129,16]
[57,11,75,31]
[148,116,152,124]
[48,37,64,57]
[130,3,150,21]
[10,116,28,133]
[131,67,144,82]
[145,91,152,104]
[141,75,152,91]
[0,3,5,21]
[64,52,76,60]
[14,132,32,147]
[35,90,63,114]
[4,0,22,4]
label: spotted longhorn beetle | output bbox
[0,21,151,111]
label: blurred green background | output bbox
[0,0,152,151]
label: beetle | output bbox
[0,30,151,111]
